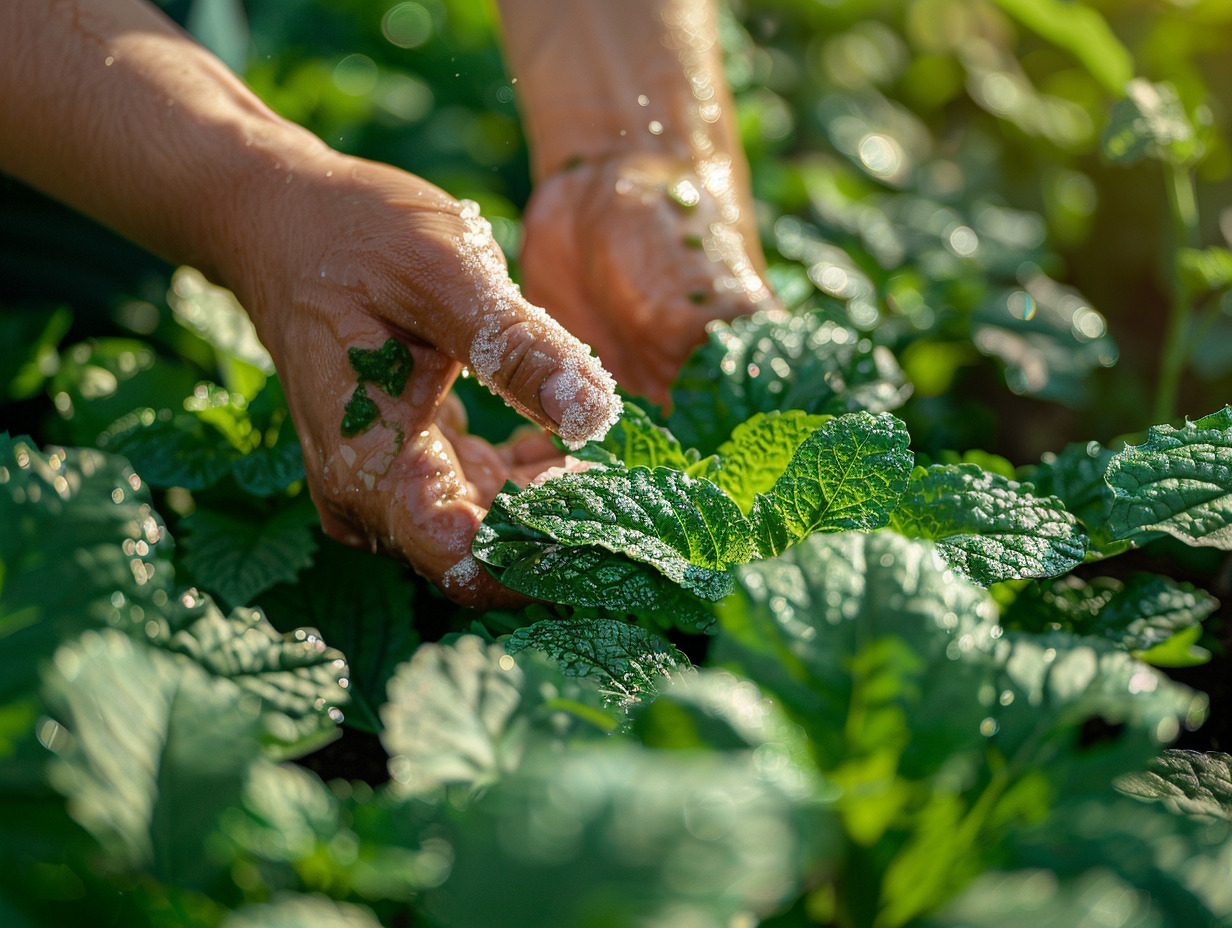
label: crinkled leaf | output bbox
[476,466,749,599]
[667,309,909,455]
[749,411,912,558]
[1116,750,1232,820]
[0,435,173,700]
[255,537,418,733]
[571,401,694,470]
[158,590,348,756]
[42,629,261,886]
[888,463,1087,585]
[506,617,689,709]
[1106,406,1232,548]
[222,894,383,928]
[180,498,319,606]
[713,410,829,512]
[231,420,306,495]
[1101,79,1199,166]
[101,410,240,490]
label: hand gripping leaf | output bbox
[1106,406,1232,548]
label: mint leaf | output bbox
[231,421,306,495]
[507,618,689,709]
[667,309,909,454]
[1106,406,1232,548]
[479,466,751,597]
[572,401,694,470]
[1117,750,1232,820]
[1028,440,1115,528]
[749,411,912,558]
[180,499,319,606]
[1101,79,1199,166]
[888,463,1087,585]
[102,410,241,489]
[713,410,829,512]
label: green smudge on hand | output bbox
[341,383,380,437]
[349,339,413,397]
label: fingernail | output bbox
[539,363,623,449]
[539,369,572,426]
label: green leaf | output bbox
[1106,406,1232,548]
[231,420,306,495]
[990,0,1132,95]
[221,895,384,928]
[42,629,261,886]
[476,466,750,599]
[888,464,1087,585]
[180,498,319,606]
[1179,246,1232,296]
[667,309,909,455]
[749,411,913,558]
[1028,440,1115,528]
[0,305,71,400]
[1101,79,1199,166]
[487,543,719,629]
[101,409,241,490]
[506,618,689,709]
[1117,750,1232,820]
[571,401,694,470]
[255,537,419,734]
[713,410,829,512]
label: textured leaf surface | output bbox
[667,309,909,454]
[750,411,912,557]
[1106,407,1232,548]
[102,411,241,490]
[180,499,319,606]
[1117,750,1232,820]
[888,463,1087,585]
[1028,440,1115,529]
[507,618,689,708]
[713,410,829,512]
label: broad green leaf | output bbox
[480,543,720,629]
[477,466,750,599]
[888,464,1087,585]
[255,537,418,733]
[990,0,1132,95]
[221,895,383,928]
[1106,406,1232,548]
[180,498,319,606]
[0,435,174,700]
[571,401,694,470]
[1101,80,1199,166]
[1027,440,1115,528]
[101,409,240,490]
[158,590,348,756]
[667,309,909,455]
[1116,750,1232,820]
[231,419,306,495]
[713,410,829,512]
[507,617,689,709]
[749,411,912,558]
[0,305,71,400]
[42,629,260,886]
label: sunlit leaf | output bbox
[713,410,829,512]
[1101,80,1199,166]
[1116,750,1232,820]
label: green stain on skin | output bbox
[349,338,414,397]
[341,383,381,437]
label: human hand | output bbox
[519,151,780,404]
[221,151,620,605]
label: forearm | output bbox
[0,0,327,286]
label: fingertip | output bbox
[539,352,624,450]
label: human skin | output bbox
[1,0,771,604]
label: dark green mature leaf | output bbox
[231,420,306,495]
[492,544,720,628]
[0,435,174,700]
[222,895,384,928]
[888,464,1087,585]
[102,410,240,490]
[507,618,689,709]
[1106,406,1232,548]
[713,410,829,512]
[255,537,418,733]
[180,498,319,606]
[1117,750,1232,820]
[571,401,695,471]
[42,629,261,887]
[750,411,912,557]
[667,309,909,454]
[1028,440,1115,528]
[1101,79,1199,166]
[478,466,750,598]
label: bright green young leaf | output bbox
[180,498,319,606]
[255,537,418,733]
[571,401,694,471]
[888,464,1087,585]
[221,895,384,928]
[1101,79,1199,166]
[991,0,1132,95]
[0,305,71,401]
[1106,406,1232,548]
[667,309,909,455]
[42,629,261,887]
[749,411,913,558]
[713,410,829,512]
[1116,750,1232,820]
[507,617,689,709]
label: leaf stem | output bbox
[1155,162,1201,423]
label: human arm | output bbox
[1,0,621,603]
[494,0,779,401]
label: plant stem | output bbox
[1155,161,1201,423]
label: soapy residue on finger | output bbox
[456,199,622,448]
